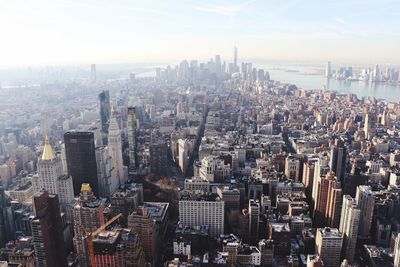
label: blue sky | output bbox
[0,0,399,66]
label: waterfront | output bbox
[257,62,400,102]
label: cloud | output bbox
[193,0,257,17]
[332,17,346,24]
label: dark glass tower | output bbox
[31,191,67,267]
[64,131,99,196]
[329,139,347,182]
[98,90,111,145]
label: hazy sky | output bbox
[1,0,399,66]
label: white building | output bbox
[339,195,360,263]
[36,137,74,206]
[173,239,191,256]
[184,177,210,193]
[95,146,117,198]
[179,193,224,237]
[355,185,374,237]
[199,155,231,182]
[285,155,301,181]
[315,227,343,267]
[108,117,125,185]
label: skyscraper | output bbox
[394,233,400,267]
[234,46,238,71]
[355,185,374,237]
[73,183,106,267]
[108,117,125,184]
[314,172,342,228]
[91,64,96,83]
[127,107,137,174]
[249,199,260,245]
[128,207,157,265]
[179,193,224,237]
[36,136,74,206]
[325,61,332,78]
[31,191,67,267]
[98,90,111,145]
[64,132,99,196]
[315,227,343,267]
[339,195,360,263]
[329,139,347,182]
[0,181,13,247]
[92,228,145,267]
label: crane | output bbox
[85,213,123,267]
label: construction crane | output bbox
[85,213,123,267]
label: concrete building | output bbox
[127,207,156,266]
[355,185,374,238]
[184,177,210,193]
[108,117,125,185]
[315,227,343,267]
[179,193,224,237]
[31,191,67,267]
[92,228,145,267]
[339,195,360,263]
[73,183,106,267]
[248,199,260,245]
[36,137,74,206]
[285,154,301,181]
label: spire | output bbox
[108,117,120,132]
[41,136,56,160]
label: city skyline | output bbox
[1,0,400,67]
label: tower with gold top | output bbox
[35,136,74,206]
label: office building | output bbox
[127,107,137,173]
[31,191,67,267]
[356,185,374,238]
[128,207,156,265]
[394,233,400,267]
[149,142,169,176]
[98,90,111,145]
[315,227,343,267]
[92,228,145,267]
[329,139,347,182]
[64,132,99,196]
[179,193,224,237]
[95,146,117,198]
[73,184,107,267]
[339,195,360,263]
[108,117,125,184]
[111,183,143,223]
[326,61,332,78]
[314,172,342,228]
[248,199,260,245]
[36,137,74,206]
[91,64,96,83]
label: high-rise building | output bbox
[315,227,343,267]
[99,90,111,145]
[127,107,137,174]
[91,64,96,83]
[73,183,106,267]
[234,46,238,71]
[314,172,342,228]
[64,132,99,196]
[339,195,360,263]
[325,61,332,78]
[0,181,14,247]
[149,142,169,176]
[31,191,67,267]
[95,146,117,198]
[108,117,125,184]
[178,139,191,175]
[36,137,74,206]
[128,207,157,265]
[179,193,224,237]
[329,139,347,182]
[249,199,260,245]
[111,183,143,224]
[394,233,400,267]
[355,185,374,237]
[92,228,145,267]
[285,154,302,181]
